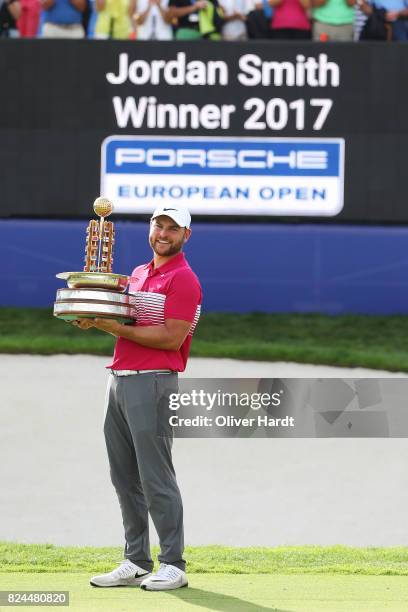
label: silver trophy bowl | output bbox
[54,288,135,323]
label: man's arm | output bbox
[6,0,21,19]
[74,317,192,351]
[132,0,153,25]
[73,267,201,351]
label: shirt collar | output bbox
[145,252,186,276]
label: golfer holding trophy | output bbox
[54,198,202,591]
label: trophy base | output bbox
[54,288,136,324]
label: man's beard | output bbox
[149,236,185,257]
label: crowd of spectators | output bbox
[0,0,407,40]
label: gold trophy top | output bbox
[55,197,128,293]
[93,196,113,218]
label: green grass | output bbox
[2,572,408,611]
[2,545,408,611]
[1,543,408,576]
[1,308,408,371]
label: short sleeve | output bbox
[164,269,202,323]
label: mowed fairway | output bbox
[2,544,408,611]
[1,572,407,611]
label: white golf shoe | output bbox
[140,563,188,591]
[90,559,151,587]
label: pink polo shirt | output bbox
[107,252,202,372]
[271,0,310,30]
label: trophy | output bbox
[53,197,135,324]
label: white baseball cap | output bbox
[151,205,191,229]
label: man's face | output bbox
[149,215,191,257]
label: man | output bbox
[132,0,173,40]
[94,0,133,39]
[168,0,208,39]
[74,205,202,591]
[311,0,354,40]
[353,0,408,40]
[0,0,21,37]
[40,0,86,38]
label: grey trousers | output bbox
[103,372,185,572]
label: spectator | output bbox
[221,0,252,40]
[384,0,408,39]
[94,0,132,37]
[40,0,86,36]
[270,0,311,38]
[81,0,91,33]
[355,0,408,40]
[311,0,354,40]
[17,0,40,35]
[350,0,368,39]
[132,0,172,39]
[168,0,207,39]
[198,0,224,37]
[0,0,21,36]
[245,0,273,38]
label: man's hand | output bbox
[72,318,95,330]
[92,318,122,336]
[72,317,122,336]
